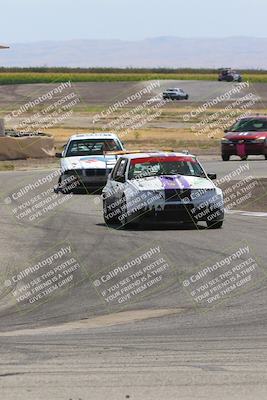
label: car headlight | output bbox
[221,138,231,144]
[140,190,164,205]
[64,169,82,176]
[148,190,165,199]
[215,188,223,196]
[252,137,266,143]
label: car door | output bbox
[110,158,128,203]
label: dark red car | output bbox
[221,116,267,161]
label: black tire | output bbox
[54,175,62,193]
[118,196,128,229]
[60,174,82,194]
[241,156,248,161]
[103,198,119,225]
[207,220,224,229]
[265,155,267,160]
[222,154,230,161]
[185,95,189,100]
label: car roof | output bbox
[118,151,196,160]
[68,132,119,141]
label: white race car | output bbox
[56,133,124,191]
[102,152,224,228]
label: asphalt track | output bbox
[2,80,265,131]
[0,80,266,108]
[0,159,267,399]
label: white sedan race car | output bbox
[102,152,224,228]
[56,133,124,192]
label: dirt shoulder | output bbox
[0,158,58,171]
[221,179,267,212]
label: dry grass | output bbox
[47,127,221,155]
[0,162,14,171]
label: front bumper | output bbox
[163,94,187,100]
[133,202,224,224]
[62,168,112,188]
[222,142,267,156]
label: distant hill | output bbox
[0,37,267,69]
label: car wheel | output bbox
[185,95,189,100]
[222,154,230,161]
[265,155,267,160]
[103,198,119,225]
[207,220,224,229]
[241,156,247,161]
[118,195,128,229]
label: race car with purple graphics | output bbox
[102,152,224,228]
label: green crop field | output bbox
[0,72,216,84]
[0,68,266,84]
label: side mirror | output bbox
[55,152,62,158]
[115,175,125,183]
[207,173,217,180]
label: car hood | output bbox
[225,131,267,140]
[61,155,117,171]
[129,175,215,191]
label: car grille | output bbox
[230,139,258,144]
[164,189,214,202]
[85,169,108,177]
[164,189,191,201]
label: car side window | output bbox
[63,142,70,157]
[112,159,121,179]
[114,158,127,180]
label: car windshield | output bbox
[66,139,122,157]
[128,156,205,180]
[230,119,267,132]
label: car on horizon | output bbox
[55,133,124,191]
[102,151,224,229]
[162,88,189,100]
[221,116,267,161]
[218,68,242,82]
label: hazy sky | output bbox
[1,0,267,43]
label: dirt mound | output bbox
[0,135,55,160]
